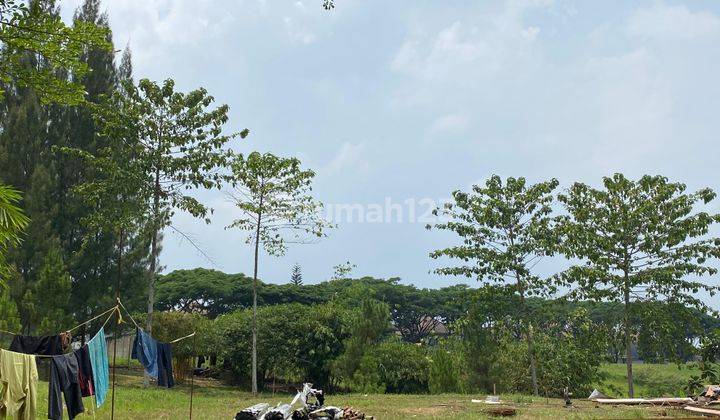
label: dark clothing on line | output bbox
[10,335,63,356]
[131,328,158,378]
[73,346,94,397]
[48,353,85,419]
[156,342,174,388]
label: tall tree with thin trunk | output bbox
[428,175,559,396]
[226,152,332,395]
[557,174,720,397]
[97,78,247,339]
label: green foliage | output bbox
[216,302,345,389]
[290,263,303,286]
[428,339,471,394]
[429,175,560,394]
[0,0,111,104]
[227,152,332,257]
[352,339,430,394]
[331,261,356,280]
[0,284,20,332]
[558,174,720,395]
[33,244,73,334]
[632,367,688,397]
[0,184,28,283]
[495,309,605,397]
[333,291,391,384]
[155,268,248,318]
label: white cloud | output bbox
[283,16,318,44]
[429,114,469,135]
[627,4,720,40]
[320,142,370,176]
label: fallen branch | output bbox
[594,397,693,406]
[685,406,720,417]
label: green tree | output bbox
[331,261,356,280]
[0,0,110,104]
[557,173,720,397]
[98,78,247,335]
[0,284,20,332]
[428,175,559,395]
[155,268,243,318]
[227,151,332,394]
[33,244,72,334]
[0,185,28,283]
[290,262,303,286]
[0,0,137,330]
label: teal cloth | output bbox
[88,327,109,408]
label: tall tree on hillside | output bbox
[557,174,720,397]
[290,263,303,286]
[428,176,559,395]
[99,78,247,335]
[227,151,333,395]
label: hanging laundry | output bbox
[156,342,175,388]
[87,328,109,408]
[0,349,38,419]
[9,333,67,356]
[73,346,94,397]
[48,353,85,420]
[131,328,158,378]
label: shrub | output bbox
[215,302,345,388]
[494,309,606,397]
[351,339,429,393]
[428,339,471,394]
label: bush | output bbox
[428,339,472,394]
[494,309,606,397]
[215,302,345,388]
[142,311,212,382]
[351,339,429,393]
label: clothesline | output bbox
[2,300,193,353]
[117,298,196,344]
[1,309,117,359]
[0,304,119,338]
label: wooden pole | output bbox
[111,229,124,420]
[189,333,196,420]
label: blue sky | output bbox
[60,0,720,306]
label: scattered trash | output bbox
[235,403,271,420]
[234,384,372,420]
[588,389,608,401]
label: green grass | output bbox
[30,364,703,419]
[596,362,699,398]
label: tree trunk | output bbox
[145,168,161,387]
[624,275,634,398]
[517,281,539,396]
[251,209,262,396]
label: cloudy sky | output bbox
[59,0,720,305]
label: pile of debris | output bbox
[684,385,720,417]
[234,384,373,420]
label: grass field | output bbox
[31,364,704,419]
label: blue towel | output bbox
[131,329,158,379]
[88,328,109,408]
